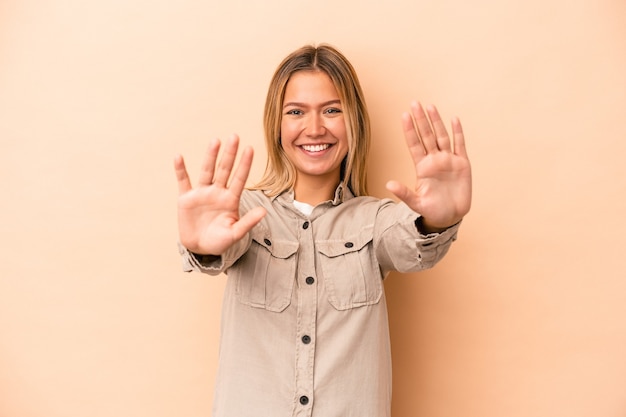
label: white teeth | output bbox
[302,144,330,152]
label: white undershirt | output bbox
[293,200,314,216]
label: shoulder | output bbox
[326,196,400,224]
[240,189,272,209]
[341,195,397,212]
[339,196,418,229]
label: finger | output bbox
[411,102,438,153]
[231,207,267,241]
[197,138,221,186]
[402,111,427,165]
[385,180,420,212]
[174,154,192,195]
[451,117,468,158]
[427,104,451,152]
[228,145,254,197]
[213,134,240,187]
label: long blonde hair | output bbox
[252,44,371,197]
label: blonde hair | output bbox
[252,44,371,197]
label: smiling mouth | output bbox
[301,144,331,152]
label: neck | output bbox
[293,175,339,206]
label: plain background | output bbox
[1,0,625,416]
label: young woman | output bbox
[174,44,471,417]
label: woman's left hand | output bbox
[386,101,472,233]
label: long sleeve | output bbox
[374,200,461,276]
[178,231,253,275]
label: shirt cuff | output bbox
[178,242,225,274]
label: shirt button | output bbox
[305,276,315,285]
[263,238,271,246]
[344,242,354,248]
[302,335,311,344]
[302,221,309,230]
[299,395,309,405]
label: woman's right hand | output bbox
[174,135,267,256]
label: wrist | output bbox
[414,216,452,234]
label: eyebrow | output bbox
[282,99,342,109]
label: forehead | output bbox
[283,71,340,102]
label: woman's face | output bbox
[280,70,348,187]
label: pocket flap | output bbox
[251,229,299,259]
[317,228,373,258]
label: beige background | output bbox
[1,0,625,416]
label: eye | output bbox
[286,109,303,116]
[324,107,342,115]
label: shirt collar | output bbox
[273,182,354,207]
[331,182,354,205]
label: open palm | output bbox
[386,102,472,232]
[175,135,266,255]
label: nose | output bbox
[305,113,325,137]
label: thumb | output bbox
[386,180,420,211]
[232,206,267,241]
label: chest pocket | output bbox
[317,227,383,311]
[234,228,299,313]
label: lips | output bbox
[301,144,331,153]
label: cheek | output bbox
[330,120,348,144]
[280,120,297,142]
